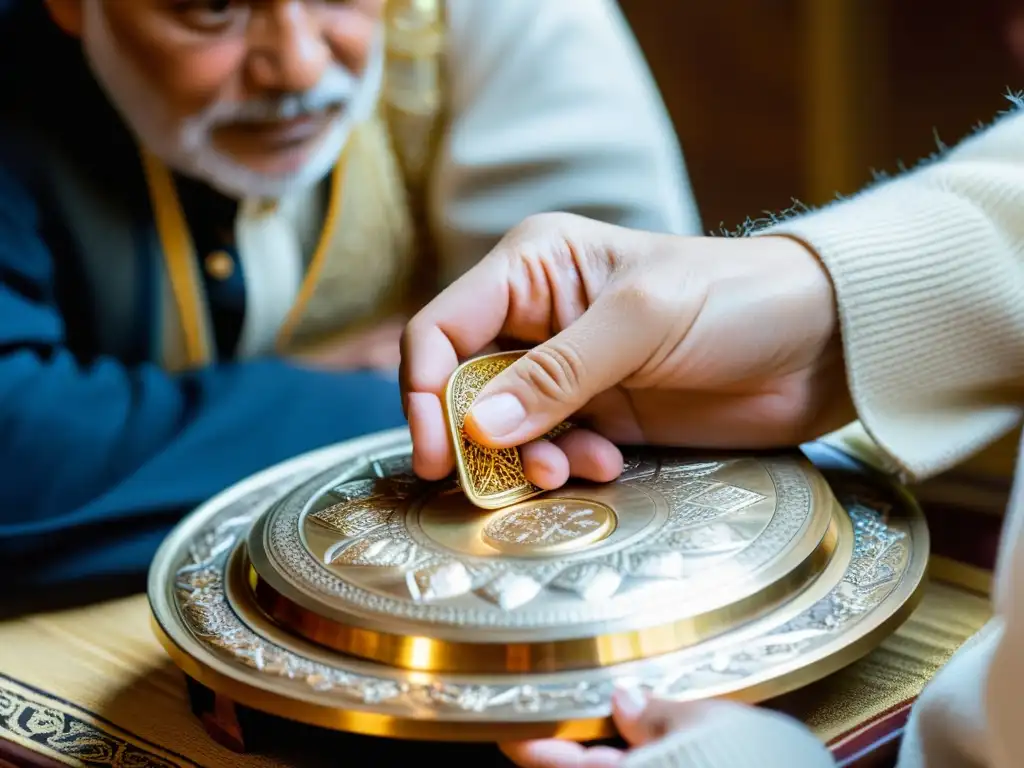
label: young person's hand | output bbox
[401,213,852,489]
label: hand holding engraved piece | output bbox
[400,213,853,490]
[443,351,580,508]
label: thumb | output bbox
[464,290,651,449]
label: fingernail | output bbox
[612,684,648,719]
[468,393,526,438]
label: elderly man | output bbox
[0,0,698,594]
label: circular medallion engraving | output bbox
[481,499,616,556]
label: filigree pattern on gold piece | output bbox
[445,353,575,508]
[171,465,912,717]
[449,355,531,499]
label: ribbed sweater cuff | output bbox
[621,709,834,768]
[756,182,1024,483]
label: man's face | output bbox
[56,0,386,199]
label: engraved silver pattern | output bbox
[166,447,917,721]
[262,454,817,629]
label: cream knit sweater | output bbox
[627,100,1024,767]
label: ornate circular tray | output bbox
[148,429,928,743]
[245,438,839,674]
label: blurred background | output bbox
[619,0,1024,232]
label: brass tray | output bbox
[148,429,928,743]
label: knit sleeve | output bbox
[759,102,1024,484]
[616,102,1024,768]
[621,706,835,768]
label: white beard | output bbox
[80,3,384,201]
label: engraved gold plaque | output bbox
[443,350,571,510]
[148,429,928,743]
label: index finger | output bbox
[399,254,513,479]
[400,252,513,399]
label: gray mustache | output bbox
[226,91,349,123]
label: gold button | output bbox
[204,250,235,281]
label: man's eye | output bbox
[172,0,244,29]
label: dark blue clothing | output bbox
[0,3,406,596]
